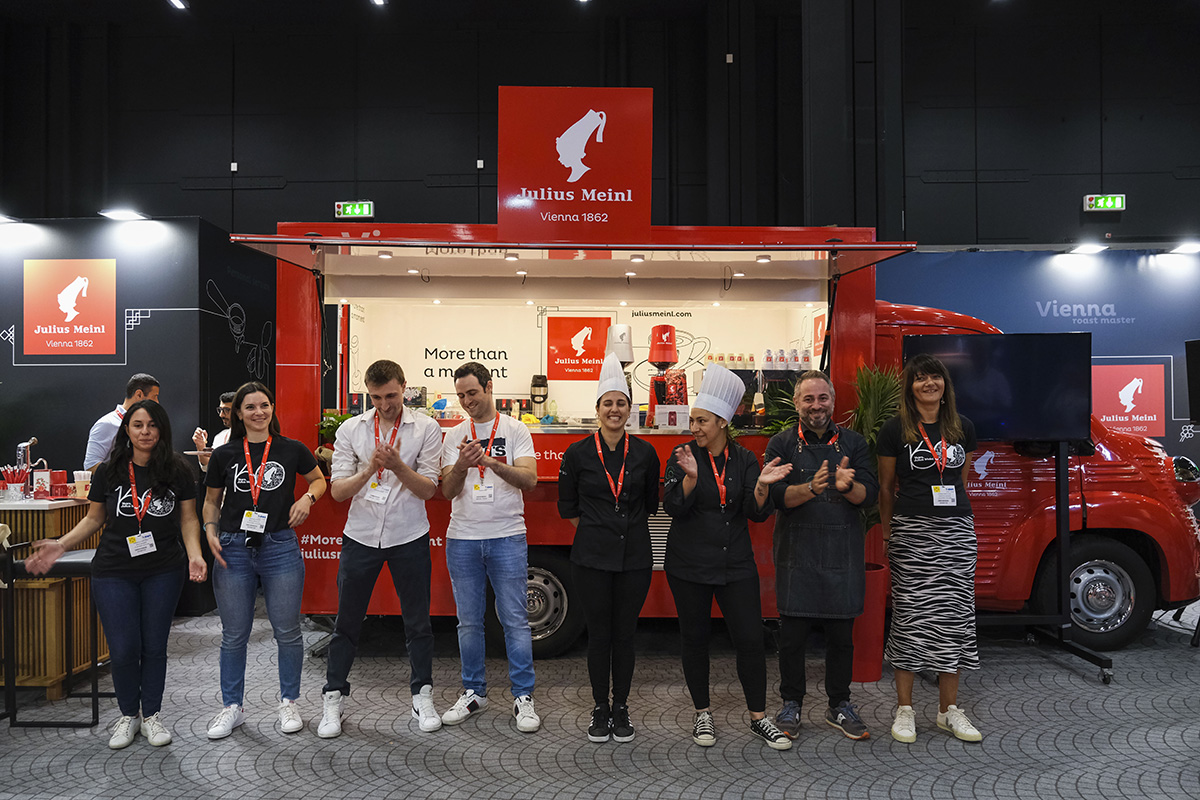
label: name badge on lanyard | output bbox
[368,412,400,504]
[919,422,956,507]
[469,419,500,504]
[126,463,158,557]
[365,480,392,504]
[241,436,273,535]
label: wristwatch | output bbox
[808,480,817,495]
[305,492,318,504]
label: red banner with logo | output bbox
[546,316,611,380]
[1092,364,1165,437]
[23,258,117,355]
[498,86,653,244]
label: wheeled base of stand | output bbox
[1032,624,1114,684]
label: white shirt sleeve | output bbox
[415,418,443,481]
[330,417,364,481]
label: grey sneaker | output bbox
[692,710,716,747]
[750,716,793,750]
[774,699,802,738]
[109,714,140,749]
[825,700,869,740]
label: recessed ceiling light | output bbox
[432,299,441,305]
[99,208,147,220]
[1070,244,1108,254]
[756,254,771,263]
[505,252,519,261]
[377,250,392,259]
[526,300,534,305]
[407,268,419,274]
[516,270,528,276]
[0,214,16,224]
[733,271,745,277]
[625,271,636,277]
[619,301,627,306]
[630,254,644,263]
[339,298,348,304]
[712,301,721,307]
[1171,242,1200,254]
[167,0,189,8]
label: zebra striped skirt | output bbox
[884,514,981,673]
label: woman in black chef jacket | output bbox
[202,381,326,740]
[662,364,793,751]
[26,400,206,750]
[557,352,661,744]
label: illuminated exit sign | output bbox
[1084,194,1125,212]
[335,200,374,219]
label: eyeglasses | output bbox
[216,407,232,416]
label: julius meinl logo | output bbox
[1035,299,1135,325]
[516,108,635,221]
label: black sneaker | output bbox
[750,716,793,750]
[587,703,611,743]
[825,700,869,740]
[611,704,634,743]
[692,710,716,746]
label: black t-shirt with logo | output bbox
[89,461,195,577]
[205,435,318,533]
[877,415,977,517]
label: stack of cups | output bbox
[74,471,91,500]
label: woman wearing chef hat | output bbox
[662,364,793,751]
[557,353,662,745]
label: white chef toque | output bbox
[596,351,631,402]
[692,364,746,422]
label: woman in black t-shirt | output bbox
[202,381,326,740]
[26,400,206,750]
[877,353,982,744]
[557,353,661,744]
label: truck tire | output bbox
[484,549,585,659]
[1032,536,1155,651]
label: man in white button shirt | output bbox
[317,360,444,738]
[83,373,160,471]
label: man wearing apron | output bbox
[765,371,879,740]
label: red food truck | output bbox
[248,222,1200,656]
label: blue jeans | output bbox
[445,534,535,698]
[92,567,186,717]
[212,529,305,706]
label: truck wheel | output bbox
[484,549,585,659]
[1033,537,1155,651]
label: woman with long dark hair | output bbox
[877,353,982,743]
[202,381,326,739]
[557,353,661,743]
[26,400,206,749]
[662,364,793,751]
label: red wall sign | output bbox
[1092,364,1166,437]
[498,86,653,244]
[23,258,117,355]
[546,316,611,380]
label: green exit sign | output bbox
[1084,194,1125,212]
[335,200,374,219]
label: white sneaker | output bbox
[140,712,172,746]
[411,685,442,732]
[207,704,244,740]
[317,690,344,739]
[278,699,303,734]
[937,704,982,742]
[441,689,487,725]
[513,694,540,733]
[891,705,916,743]
[109,714,140,749]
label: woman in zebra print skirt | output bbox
[876,354,983,743]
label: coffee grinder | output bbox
[647,324,687,425]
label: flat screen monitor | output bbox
[902,333,1092,442]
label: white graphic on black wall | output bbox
[206,279,273,380]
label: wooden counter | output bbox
[0,498,108,700]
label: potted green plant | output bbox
[845,364,902,529]
[318,411,353,445]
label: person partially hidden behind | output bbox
[192,391,235,472]
[84,373,160,471]
[766,371,878,741]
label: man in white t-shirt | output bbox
[315,360,445,739]
[439,362,541,733]
[192,391,235,472]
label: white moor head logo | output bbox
[571,326,593,357]
[556,109,606,183]
[57,276,88,322]
[1118,377,1143,413]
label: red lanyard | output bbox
[918,422,947,481]
[127,462,151,532]
[708,446,729,509]
[469,418,500,482]
[374,410,401,481]
[243,435,273,509]
[799,426,839,451]
[593,432,628,511]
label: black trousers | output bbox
[571,563,652,706]
[666,572,766,713]
[777,615,855,708]
[324,534,434,696]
